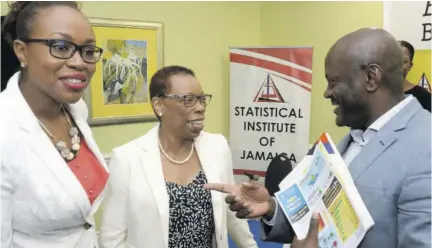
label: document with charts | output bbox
[275,133,374,248]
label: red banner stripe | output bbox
[230,53,312,85]
[230,53,312,84]
[244,48,313,69]
[268,72,311,92]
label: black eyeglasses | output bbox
[159,93,212,107]
[20,38,103,64]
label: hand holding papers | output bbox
[291,213,320,248]
[275,133,374,248]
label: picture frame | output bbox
[83,17,164,126]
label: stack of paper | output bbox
[275,133,374,248]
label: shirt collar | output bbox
[368,95,413,131]
[349,95,414,144]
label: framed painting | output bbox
[83,18,163,126]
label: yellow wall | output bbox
[1,1,262,152]
[260,1,383,142]
[82,1,262,152]
[1,0,386,230]
[1,1,384,147]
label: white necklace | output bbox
[38,106,81,161]
[158,137,194,165]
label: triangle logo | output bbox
[417,73,431,92]
[253,74,285,103]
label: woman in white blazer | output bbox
[99,66,257,248]
[1,2,108,248]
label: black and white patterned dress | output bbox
[165,170,215,248]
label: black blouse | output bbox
[405,85,431,112]
[165,170,215,248]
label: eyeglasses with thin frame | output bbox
[20,38,103,64]
[159,93,212,107]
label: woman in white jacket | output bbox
[99,65,257,248]
[1,2,108,247]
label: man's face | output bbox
[323,53,369,129]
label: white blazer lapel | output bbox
[70,104,109,219]
[195,134,223,242]
[26,126,92,217]
[9,87,92,224]
[7,73,95,225]
[74,120,108,170]
[68,101,109,172]
[140,125,170,247]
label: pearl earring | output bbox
[20,62,26,68]
[158,113,163,117]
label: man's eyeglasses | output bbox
[20,38,103,64]
[159,93,212,107]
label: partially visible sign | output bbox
[383,1,432,50]
[229,47,313,183]
[384,1,431,91]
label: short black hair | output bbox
[149,65,195,120]
[1,1,80,48]
[150,65,195,98]
[398,40,415,62]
